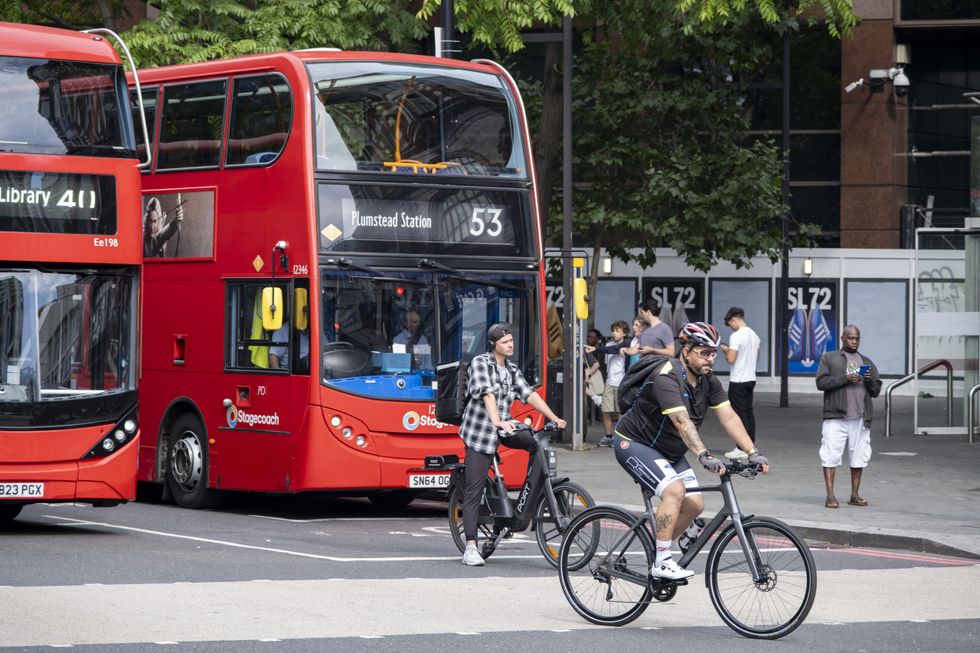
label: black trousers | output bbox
[728,381,756,442]
[462,429,538,542]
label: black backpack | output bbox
[435,359,472,426]
[617,355,672,413]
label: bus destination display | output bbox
[317,183,532,257]
[0,170,116,234]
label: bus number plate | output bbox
[0,483,43,498]
[408,474,450,489]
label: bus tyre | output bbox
[167,413,223,510]
[0,504,23,523]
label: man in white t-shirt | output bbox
[720,307,761,458]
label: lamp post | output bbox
[779,29,791,408]
[561,15,581,447]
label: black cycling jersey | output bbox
[614,357,729,462]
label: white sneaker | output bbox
[461,544,485,566]
[650,557,694,580]
[725,448,748,460]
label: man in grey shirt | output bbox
[631,299,675,357]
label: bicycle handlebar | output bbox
[726,460,763,478]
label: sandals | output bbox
[847,497,869,507]
[824,498,839,509]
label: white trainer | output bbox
[461,544,485,566]
[725,447,748,460]
[650,557,694,580]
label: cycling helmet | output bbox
[678,322,721,348]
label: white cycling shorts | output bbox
[820,417,872,468]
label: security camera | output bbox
[891,68,910,97]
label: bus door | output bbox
[219,280,308,492]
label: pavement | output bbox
[550,391,980,559]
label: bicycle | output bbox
[557,459,816,639]
[425,422,595,567]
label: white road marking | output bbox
[1,566,977,647]
[44,514,543,562]
[249,515,417,523]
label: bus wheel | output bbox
[0,504,23,523]
[167,413,223,509]
[369,491,416,510]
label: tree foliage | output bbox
[676,0,858,38]
[120,1,429,68]
[417,0,580,53]
[534,1,816,275]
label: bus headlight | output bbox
[355,435,367,447]
[330,415,341,428]
[342,427,353,439]
[82,408,137,459]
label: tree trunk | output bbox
[534,42,563,244]
[588,229,604,332]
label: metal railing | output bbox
[884,359,953,438]
[967,383,980,445]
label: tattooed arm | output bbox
[667,410,707,456]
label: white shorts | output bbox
[820,417,872,468]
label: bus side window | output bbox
[157,79,227,170]
[227,74,292,167]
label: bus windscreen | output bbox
[0,269,136,428]
[0,56,135,158]
[308,62,527,177]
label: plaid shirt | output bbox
[459,352,535,455]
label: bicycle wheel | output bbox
[534,480,595,568]
[447,483,497,557]
[558,506,654,626]
[706,516,817,639]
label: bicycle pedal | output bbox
[651,577,689,588]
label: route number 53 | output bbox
[469,208,503,237]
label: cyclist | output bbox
[458,323,567,566]
[612,321,769,580]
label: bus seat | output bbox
[245,151,279,164]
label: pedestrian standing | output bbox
[585,320,630,447]
[720,307,761,459]
[635,299,674,357]
[815,325,882,509]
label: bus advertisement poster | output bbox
[142,190,214,259]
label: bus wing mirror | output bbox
[261,287,284,331]
[294,287,309,331]
[573,278,589,320]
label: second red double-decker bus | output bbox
[0,22,148,522]
[133,50,548,508]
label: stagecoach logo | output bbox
[403,411,421,430]
[226,405,281,428]
[402,410,448,431]
[226,405,239,427]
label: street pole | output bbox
[779,29,791,408]
[440,0,457,58]
[561,15,580,447]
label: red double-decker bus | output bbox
[133,51,548,508]
[0,22,149,522]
